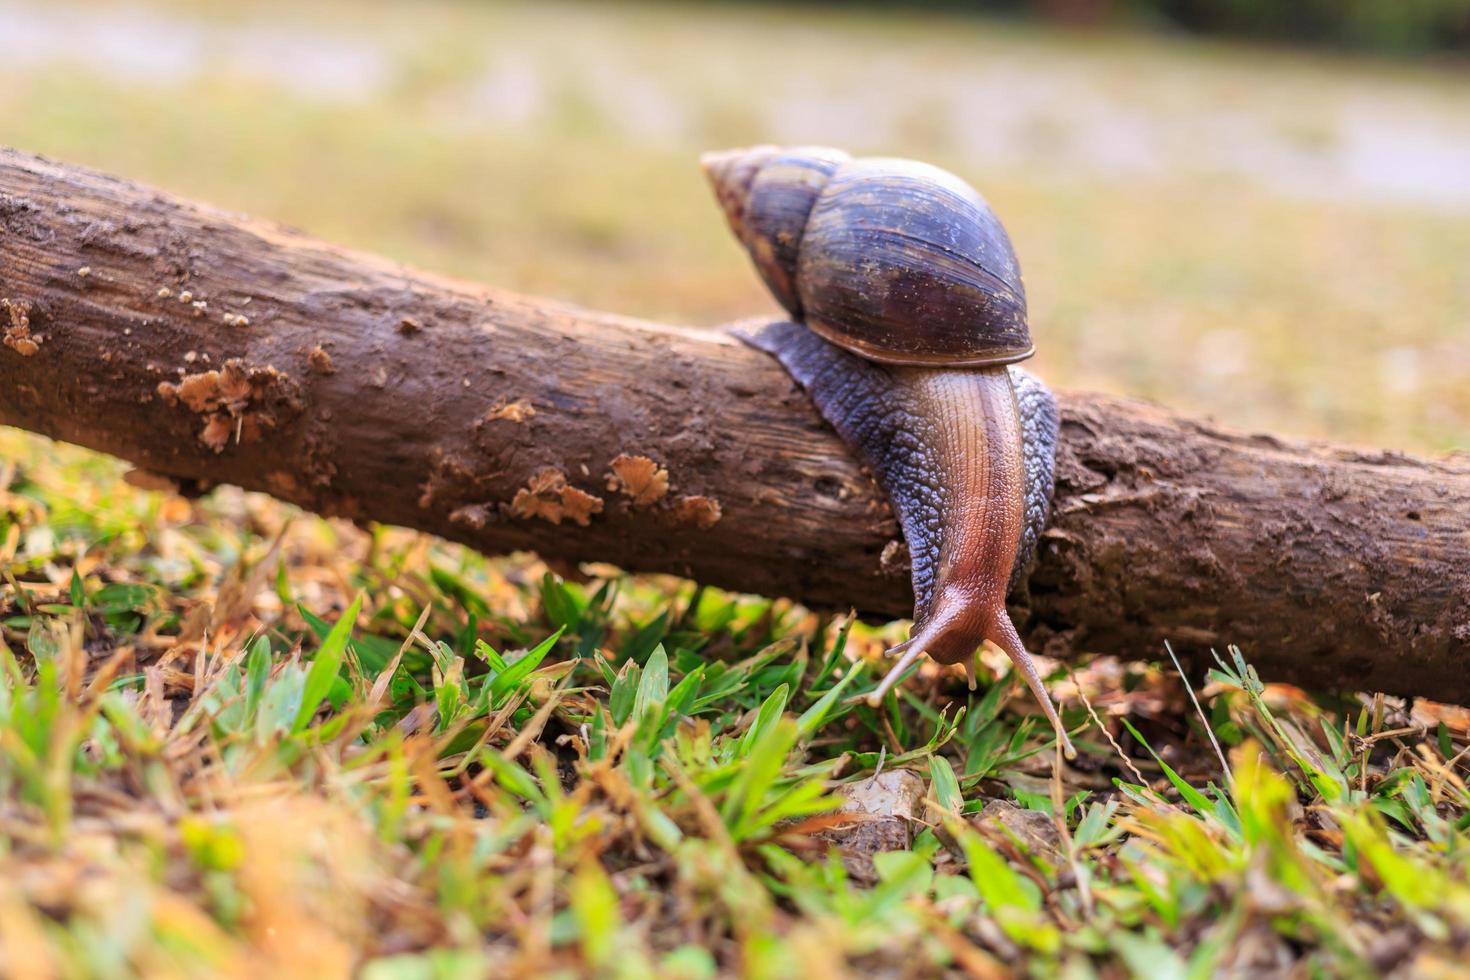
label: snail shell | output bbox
[702,146,1031,367]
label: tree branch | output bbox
[2,147,1466,700]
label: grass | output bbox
[3,438,1470,977]
[3,0,1470,975]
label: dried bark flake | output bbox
[308,345,335,374]
[673,494,722,529]
[483,398,535,424]
[2,298,40,356]
[510,468,605,527]
[606,454,670,507]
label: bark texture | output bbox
[2,148,1467,700]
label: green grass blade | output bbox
[291,595,361,734]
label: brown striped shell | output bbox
[702,146,1032,367]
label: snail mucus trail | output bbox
[702,145,1072,758]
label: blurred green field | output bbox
[3,0,1468,450]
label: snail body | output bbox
[704,145,1072,756]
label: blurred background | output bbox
[2,0,1468,451]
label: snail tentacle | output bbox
[990,610,1076,758]
[868,643,931,707]
[884,638,917,659]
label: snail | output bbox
[702,145,1072,757]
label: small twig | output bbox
[1360,726,1423,746]
[1055,487,1170,516]
[366,605,432,709]
[1068,664,1149,788]
[1165,640,1233,786]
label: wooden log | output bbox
[2,147,1467,700]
